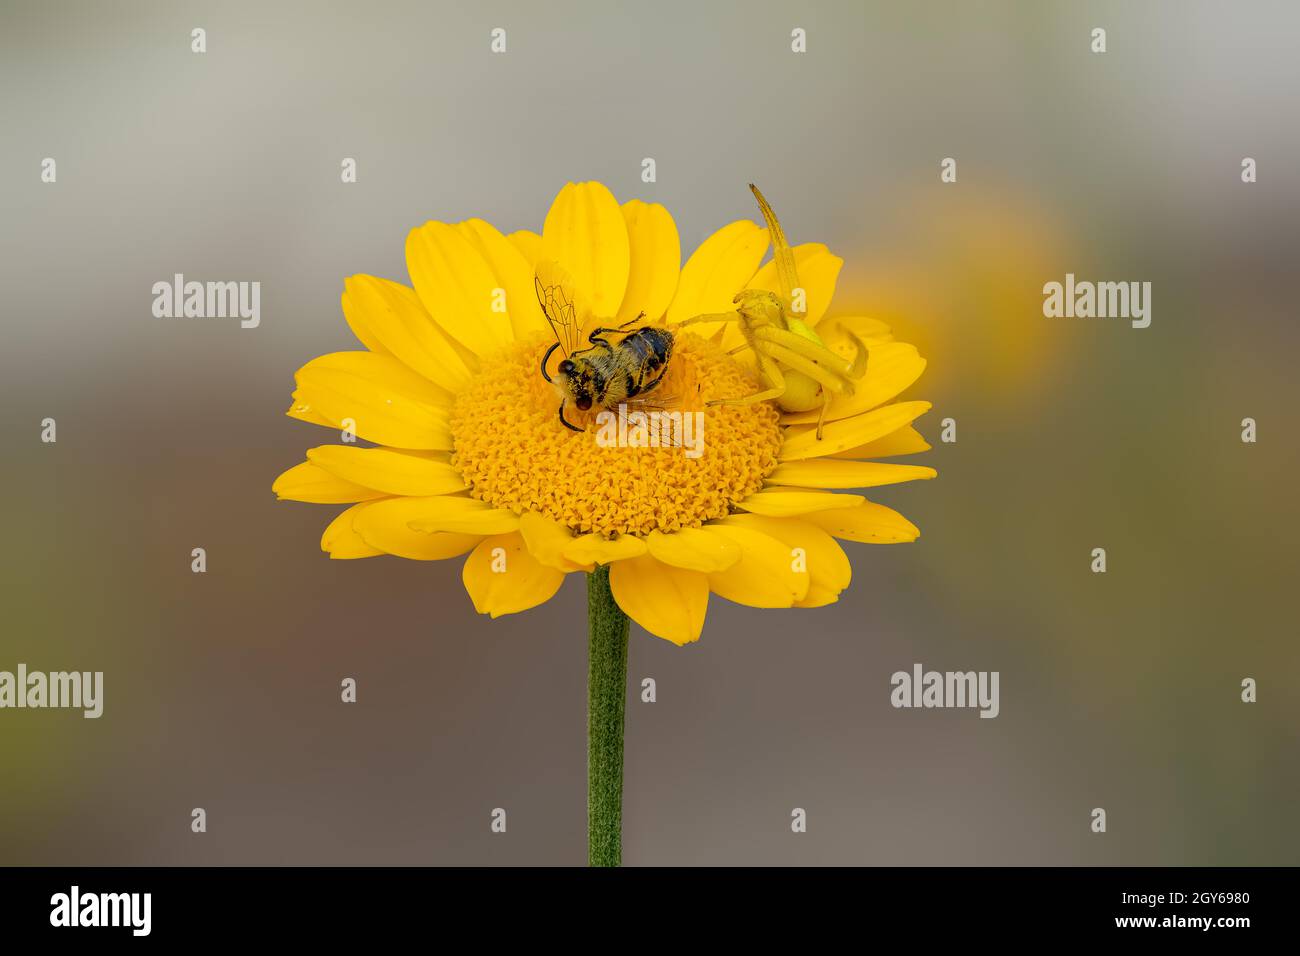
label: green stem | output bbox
[587,564,629,867]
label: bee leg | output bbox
[586,318,641,348]
[637,365,669,396]
[558,401,583,432]
[540,341,561,383]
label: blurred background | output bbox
[1,0,1297,865]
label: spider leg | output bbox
[750,326,856,395]
[676,310,742,329]
[750,325,854,374]
[754,343,851,395]
[706,352,787,407]
[749,185,801,307]
[844,329,869,379]
[815,392,831,441]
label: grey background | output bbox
[1,0,1297,865]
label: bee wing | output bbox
[622,388,698,415]
[534,259,584,357]
[749,184,801,306]
[619,392,694,449]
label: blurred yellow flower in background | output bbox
[839,185,1071,404]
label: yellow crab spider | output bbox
[677,184,868,439]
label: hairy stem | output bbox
[587,565,629,867]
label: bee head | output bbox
[555,358,594,411]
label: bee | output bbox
[535,260,675,432]
[677,184,868,439]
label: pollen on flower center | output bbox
[449,332,783,537]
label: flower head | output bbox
[274,182,934,644]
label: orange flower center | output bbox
[449,333,783,536]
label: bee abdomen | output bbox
[626,327,673,366]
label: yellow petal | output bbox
[719,513,851,607]
[306,446,467,497]
[456,219,548,339]
[518,511,591,572]
[563,533,648,566]
[666,220,769,331]
[828,425,932,460]
[780,401,932,461]
[746,243,843,327]
[294,351,453,450]
[766,459,937,489]
[782,343,926,425]
[462,532,566,617]
[341,275,475,392]
[507,229,544,267]
[542,182,630,318]
[735,487,863,517]
[321,503,385,559]
[296,349,452,406]
[617,199,681,323]
[609,555,708,645]
[339,284,389,356]
[794,586,841,608]
[287,392,337,428]
[644,527,741,573]
[273,460,387,504]
[403,497,521,535]
[702,524,808,608]
[351,497,483,560]
[802,501,921,544]
[406,220,514,356]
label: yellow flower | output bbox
[273,182,935,645]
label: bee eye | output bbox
[558,359,575,375]
[575,397,592,411]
